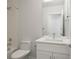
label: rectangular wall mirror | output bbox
[42,0,71,38]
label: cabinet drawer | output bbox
[37,43,70,54]
[53,53,70,59]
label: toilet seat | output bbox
[11,50,30,59]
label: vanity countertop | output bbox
[36,35,71,45]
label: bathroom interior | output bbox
[7,0,71,59]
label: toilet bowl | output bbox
[11,41,31,59]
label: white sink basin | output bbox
[36,35,71,45]
[45,39,63,42]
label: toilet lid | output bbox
[11,50,30,58]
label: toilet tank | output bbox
[20,41,31,50]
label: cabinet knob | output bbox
[8,38,12,42]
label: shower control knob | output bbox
[8,38,12,42]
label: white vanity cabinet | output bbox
[37,50,52,59]
[36,43,70,59]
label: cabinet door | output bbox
[37,50,52,59]
[53,53,70,59]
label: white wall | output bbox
[7,0,18,49]
[16,0,42,57]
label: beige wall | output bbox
[7,0,18,49]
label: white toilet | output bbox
[11,41,31,59]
